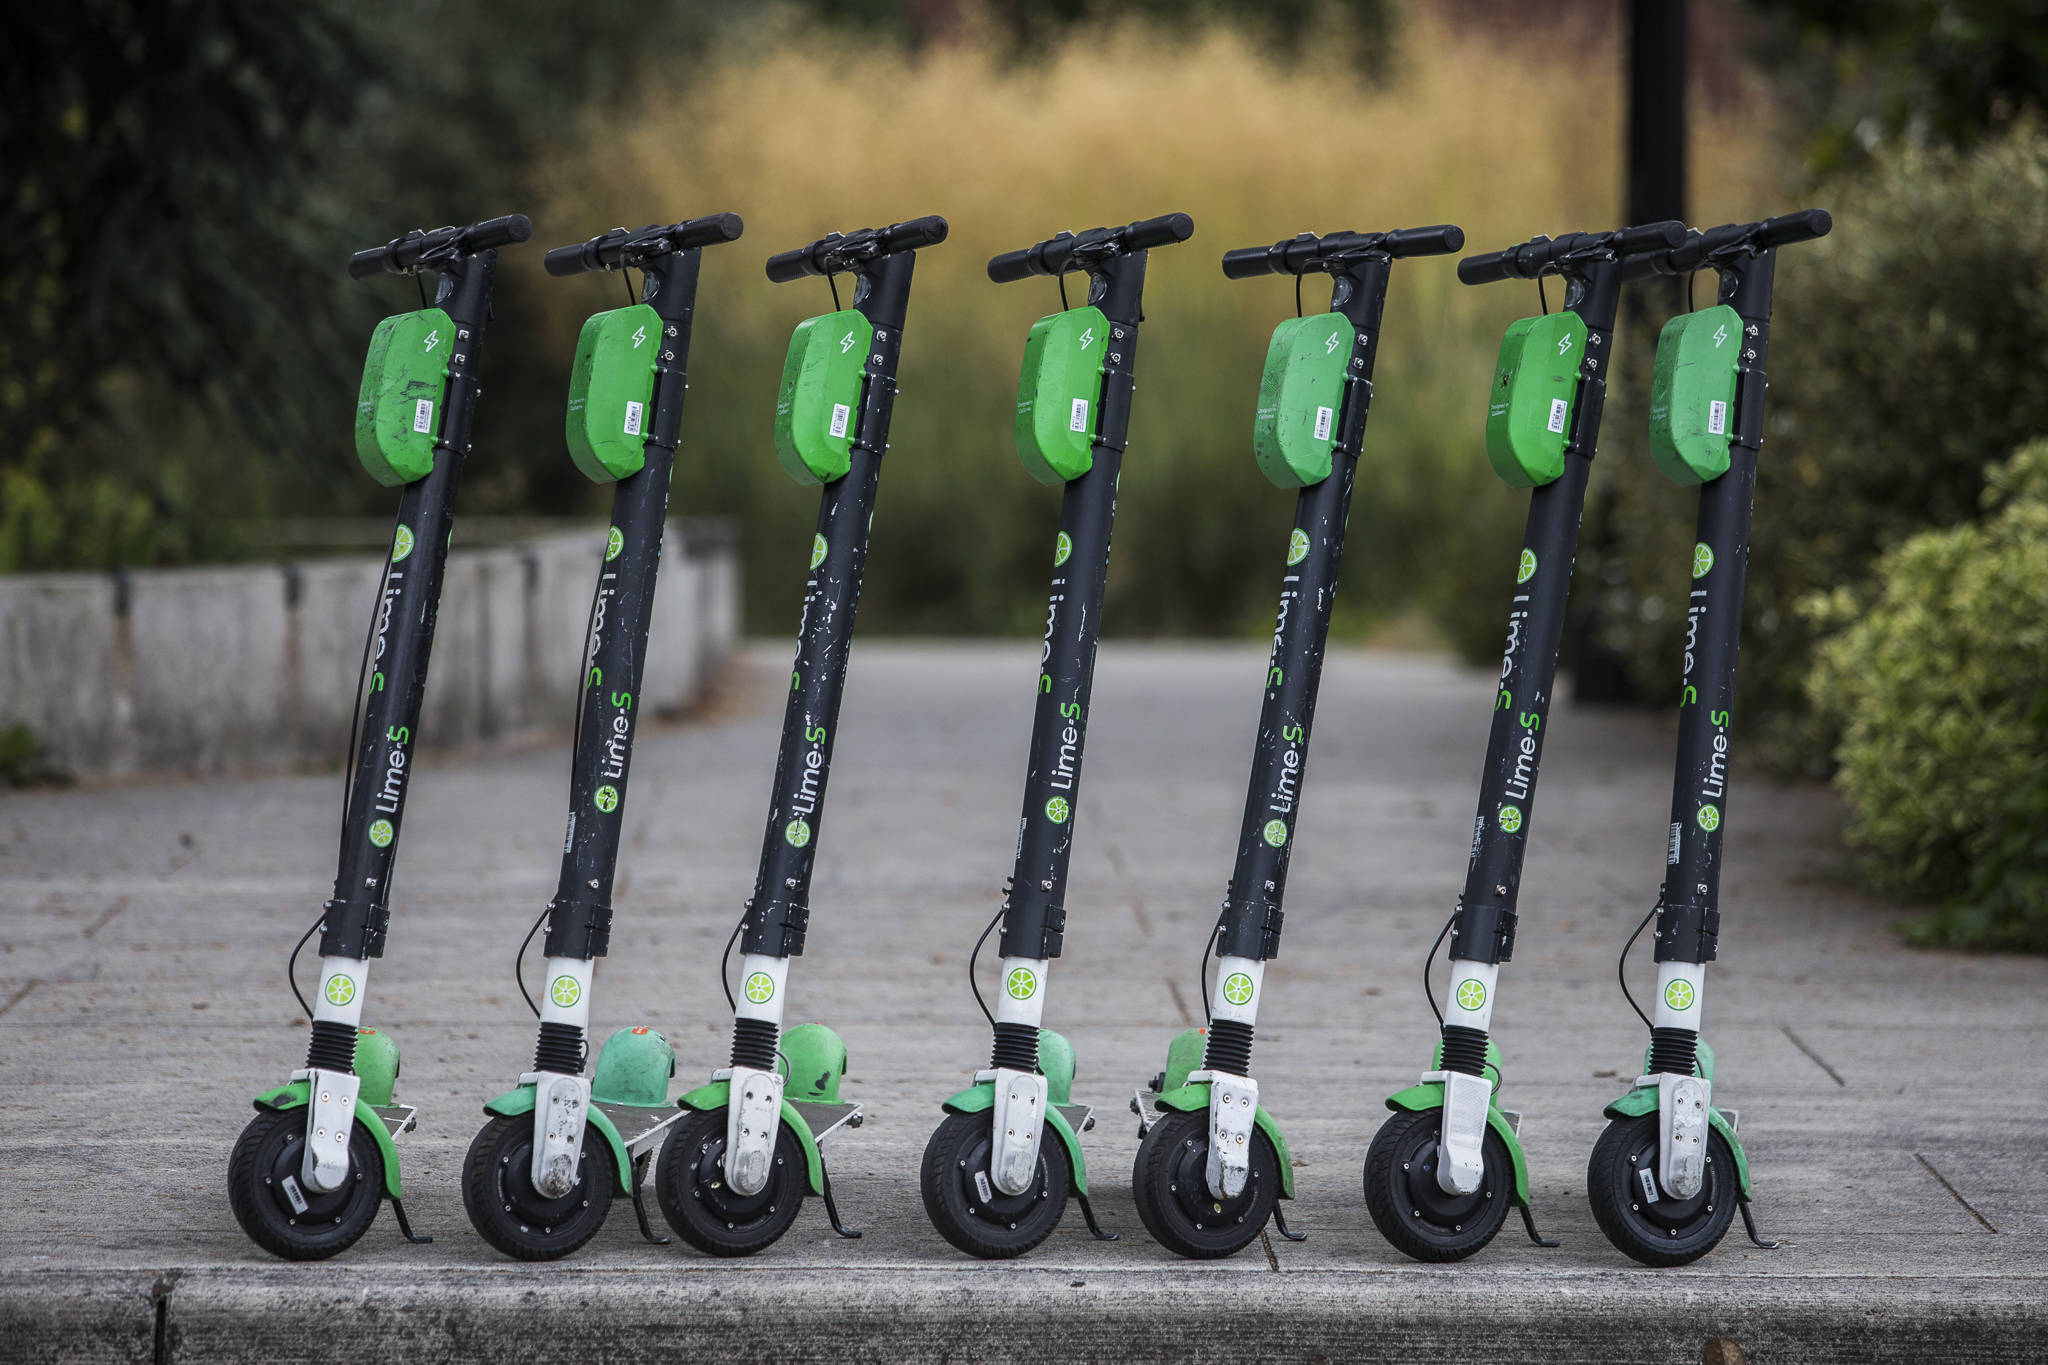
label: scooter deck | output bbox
[789,1099,863,1143]
[371,1104,417,1139]
[594,1100,685,1157]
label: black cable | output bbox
[1618,902,1660,1030]
[287,911,327,1020]
[968,904,1005,1027]
[1058,273,1069,312]
[828,273,841,312]
[720,908,747,1013]
[622,266,637,307]
[1199,908,1224,1015]
[1687,267,1698,312]
[515,905,551,1018]
[1294,272,1303,318]
[1422,910,1456,1026]
[1537,273,1549,315]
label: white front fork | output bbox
[725,953,789,1198]
[300,956,368,1194]
[524,956,594,1199]
[988,955,1049,1197]
[1196,956,1263,1201]
[1426,958,1499,1197]
[1648,961,1710,1199]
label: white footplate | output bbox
[1422,1069,1494,1196]
[1652,1071,1711,1199]
[989,1066,1048,1196]
[299,1068,362,1195]
[725,1065,785,1197]
[523,1070,591,1199]
[1189,1069,1258,1200]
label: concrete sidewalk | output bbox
[2,643,2042,1363]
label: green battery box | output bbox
[1648,304,1743,486]
[774,308,872,486]
[564,303,662,483]
[1483,311,1586,488]
[354,308,454,486]
[1252,311,1354,488]
[1014,305,1107,485]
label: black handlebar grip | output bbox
[674,212,745,250]
[881,215,949,253]
[1612,220,1689,256]
[986,248,1037,284]
[764,247,816,284]
[1125,212,1195,251]
[346,244,393,280]
[1456,248,1518,286]
[1761,208,1832,248]
[1384,224,1465,259]
[543,239,602,277]
[1220,245,1278,279]
[463,214,532,254]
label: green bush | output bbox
[1807,439,2048,951]
[1589,123,2048,770]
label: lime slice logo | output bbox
[1498,805,1523,833]
[1517,549,1537,584]
[1222,972,1255,1006]
[368,819,394,847]
[1664,978,1696,1011]
[593,784,620,813]
[1692,542,1714,579]
[1455,978,1487,1011]
[1262,818,1288,848]
[391,525,415,563]
[1287,529,1310,566]
[606,526,624,562]
[1044,796,1070,824]
[784,819,812,848]
[744,972,775,1005]
[324,974,356,1007]
[1005,967,1038,1000]
[550,975,581,1008]
[1696,804,1721,832]
[810,534,828,570]
[1054,531,1072,567]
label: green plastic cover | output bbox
[589,1024,675,1106]
[352,1027,400,1107]
[1015,306,1107,486]
[355,308,453,486]
[1252,311,1354,488]
[1483,311,1586,488]
[781,1023,848,1103]
[1648,304,1742,486]
[1038,1028,1077,1105]
[565,303,661,483]
[775,308,872,486]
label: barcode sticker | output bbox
[829,403,851,439]
[1547,398,1569,435]
[1707,399,1728,436]
[622,400,644,437]
[412,398,434,434]
[1313,405,1334,442]
[1668,821,1682,864]
[1069,397,1090,433]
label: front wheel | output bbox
[227,1106,384,1261]
[654,1106,806,1257]
[920,1109,1069,1259]
[1131,1108,1279,1259]
[1362,1107,1514,1262]
[1586,1111,1737,1266]
[461,1114,611,1260]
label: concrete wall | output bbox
[0,522,738,781]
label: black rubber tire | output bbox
[654,1106,806,1257]
[1586,1111,1738,1267]
[227,1106,383,1261]
[461,1113,612,1261]
[920,1109,1069,1259]
[1131,1108,1280,1260]
[1362,1106,1515,1263]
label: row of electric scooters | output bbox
[227,203,1830,1270]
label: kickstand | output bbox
[1075,1189,1119,1241]
[1517,1203,1560,1248]
[630,1151,670,1245]
[820,1164,862,1239]
[1738,1199,1779,1249]
[389,1198,433,1244]
[1269,1202,1307,1242]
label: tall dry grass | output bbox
[531,12,1786,640]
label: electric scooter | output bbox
[919,212,1194,1260]
[1127,223,1464,1259]
[1360,219,1685,1263]
[1586,209,1831,1266]
[461,213,745,1260]
[653,215,950,1256]
[227,214,531,1259]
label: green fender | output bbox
[1384,1082,1531,1207]
[678,1080,826,1197]
[941,1082,1091,1197]
[1151,1083,1295,1200]
[252,1080,404,1201]
[1600,1084,1753,1200]
[481,1085,634,1197]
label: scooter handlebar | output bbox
[1126,212,1196,251]
[765,215,950,283]
[1383,223,1466,258]
[880,215,950,253]
[350,214,532,279]
[1667,208,1833,272]
[544,213,745,277]
[987,212,1195,283]
[1224,223,1465,279]
[1457,220,1685,286]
